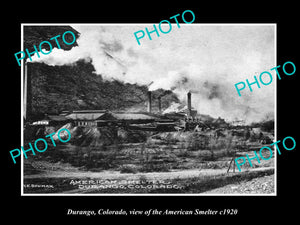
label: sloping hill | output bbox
[24,26,80,54]
[24,26,179,120]
[29,60,179,118]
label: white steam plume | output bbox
[28,24,275,124]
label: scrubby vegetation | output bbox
[24,123,275,193]
[30,123,273,174]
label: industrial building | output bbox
[29,90,218,132]
[24,58,220,132]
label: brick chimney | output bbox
[147,91,152,113]
[187,91,191,117]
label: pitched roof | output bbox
[46,115,70,121]
[63,111,161,121]
[66,112,107,120]
[111,112,156,120]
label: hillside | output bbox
[23,26,179,119]
[24,26,80,55]
[28,61,179,119]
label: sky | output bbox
[29,24,276,124]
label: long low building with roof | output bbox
[64,110,108,127]
[43,110,173,128]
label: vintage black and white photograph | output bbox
[22,24,276,195]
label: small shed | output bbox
[31,115,70,126]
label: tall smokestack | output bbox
[158,96,162,113]
[147,91,152,113]
[187,91,192,117]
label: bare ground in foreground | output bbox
[23,129,275,194]
[23,160,274,194]
[202,174,274,194]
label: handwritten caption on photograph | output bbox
[69,179,183,190]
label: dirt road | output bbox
[24,167,274,181]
